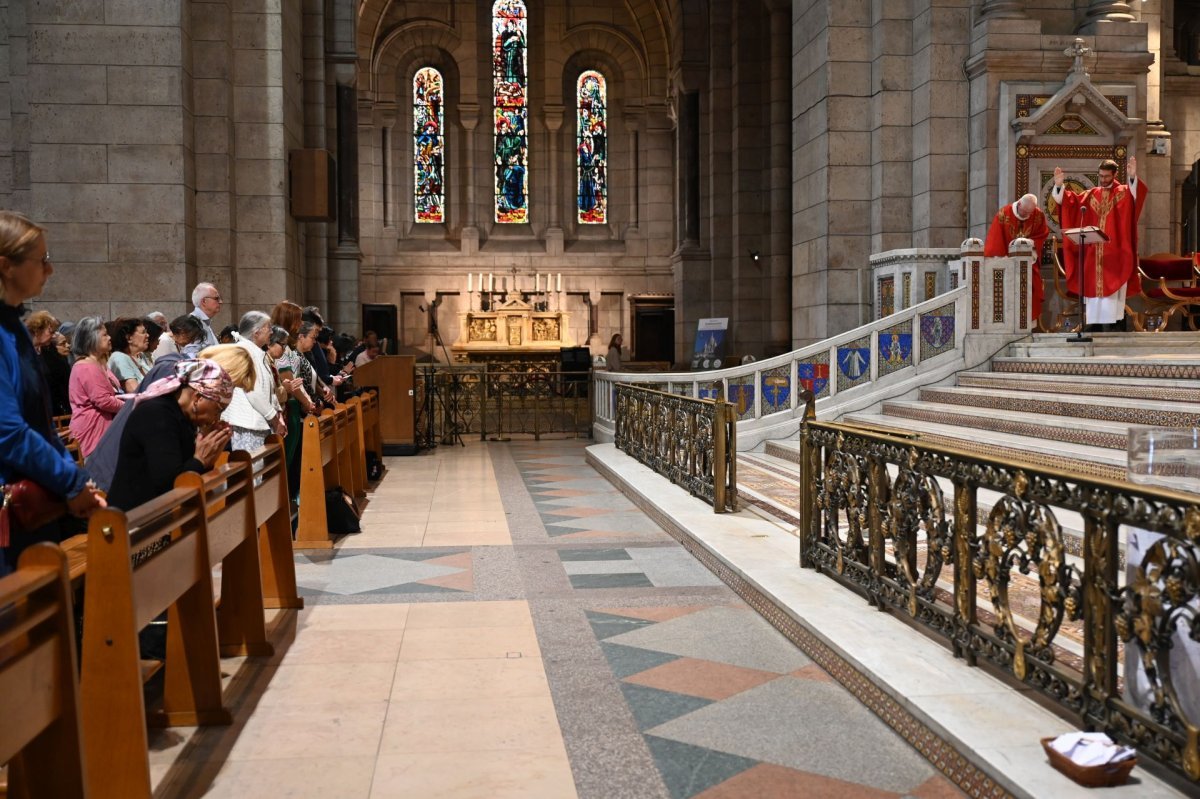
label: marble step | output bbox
[1015,332,1200,358]
[956,371,1200,403]
[837,412,1126,479]
[879,400,1131,450]
[918,385,1200,427]
[992,356,1200,380]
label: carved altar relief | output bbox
[452,293,574,362]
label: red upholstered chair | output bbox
[1135,253,1200,331]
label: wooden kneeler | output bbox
[80,490,231,799]
[325,405,357,500]
[0,544,88,799]
[230,435,303,610]
[295,413,339,549]
[175,461,272,658]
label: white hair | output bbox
[191,282,216,308]
[1018,193,1039,210]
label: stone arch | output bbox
[371,19,465,100]
[555,24,649,103]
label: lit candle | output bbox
[557,273,562,292]
[467,273,473,292]
[488,273,493,292]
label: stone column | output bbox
[979,0,1027,20]
[379,105,396,229]
[543,104,564,255]
[327,60,361,333]
[676,91,701,246]
[1081,1,1136,26]
[458,103,479,254]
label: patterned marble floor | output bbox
[151,439,963,798]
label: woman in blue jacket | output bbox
[0,211,106,575]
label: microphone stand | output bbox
[1070,204,1091,344]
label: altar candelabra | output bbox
[466,270,563,312]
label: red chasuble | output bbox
[1058,178,1148,299]
[984,204,1050,320]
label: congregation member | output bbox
[190,281,223,348]
[1052,156,1147,332]
[141,317,163,369]
[606,333,623,371]
[984,193,1049,322]
[87,343,255,491]
[301,307,338,403]
[161,313,205,360]
[24,309,57,353]
[42,330,72,416]
[68,316,126,458]
[355,341,381,368]
[105,359,235,512]
[0,211,106,576]
[222,311,285,452]
[107,316,152,393]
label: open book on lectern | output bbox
[1062,226,1109,244]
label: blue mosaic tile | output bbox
[919,302,956,360]
[877,320,913,379]
[796,354,830,400]
[835,336,871,392]
[760,366,790,415]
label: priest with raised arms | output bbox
[984,192,1050,322]
[1051,156,1147,332]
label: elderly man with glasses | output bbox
[189,282,223,349]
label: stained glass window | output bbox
[413,67,444,223]
[576,70,607,224]
[492,0,528,223]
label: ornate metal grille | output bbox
[798,403,1200,784]
[613,384,737,513]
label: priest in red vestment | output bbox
[1052,156,1147,330]
[984,193,1050,321]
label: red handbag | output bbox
[0,480,67,547]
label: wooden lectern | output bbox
[354,355,416,453]
[1062,225,1108,343]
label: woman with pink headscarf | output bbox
[105,359,235,511]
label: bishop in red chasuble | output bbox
[984,193,1050,321]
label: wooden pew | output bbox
[325,405,357,502]
[229,435,302,610]
[360,390,383,466]
[0,544,88,799]
[295,412,339,549]
[175,461,272,658]
[80,489,230,799]
[342,398,367,498]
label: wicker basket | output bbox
[1041,737,1137,787]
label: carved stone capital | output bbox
[543,104,565,132]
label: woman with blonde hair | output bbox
[0,211,106,575]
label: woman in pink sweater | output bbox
[68,316,126,458]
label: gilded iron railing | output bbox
[414,365,593,445]
[798,395,1200,783]
[614,384,737,512]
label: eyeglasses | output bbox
[205,295,223,303]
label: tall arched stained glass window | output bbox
[413,67,444,223]
[576,70,607,224]
[492,0,528,223]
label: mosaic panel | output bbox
[697,381,722,401]
[727,377,756,421]
[877,320,913,379]
[877,276,894,319]
[992,267,1005,324]
[671,382,694,398]
[924,271,937,301]
[970,262,980,329]
[796,353,830,400]
[1020,260,1028,323]
[901,272,911,309]
[760,366,790,415]
[835,335,871,392]
[949,271,959,290]
[918,303,956,361]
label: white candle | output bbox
[488,273,494,292]
[467,273,473,292]
[535,273,540,292]
[557,273,562,292]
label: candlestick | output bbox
[488,273,494,292]
[535,272,540,292]
[467,273,473,293]
[557,273,562,292]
